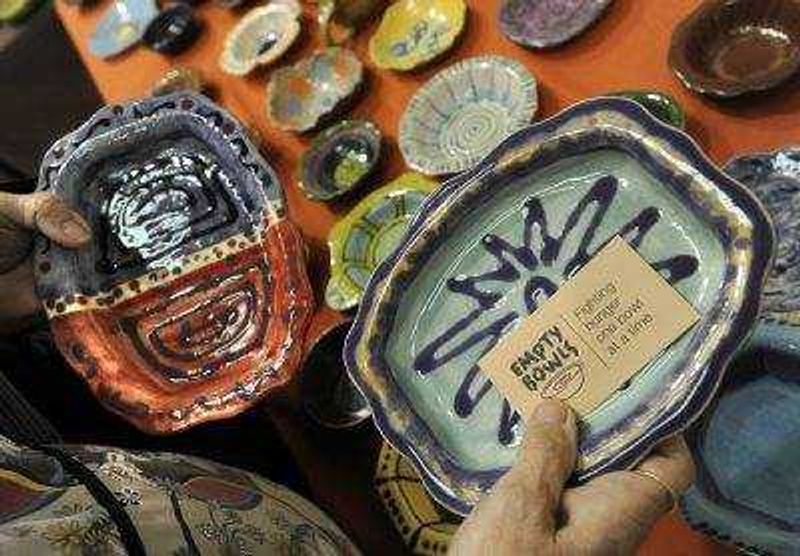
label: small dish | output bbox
[325,172,437,311]
[89,0,158,59]
[399,55,538,176]
[34,93,313,434]
[318,0,385,44]
[681,343,800,555]
[499,0,613,49]
[142,4,201,55]
[300,322,371,429]
[725,148,800,346]
[669,0,800,98]
[298,120,382,202]
[346,98,773,514]
[375,442,462,555]
[611,90,686,129]
[151,66,205,96]
[0,0,37,23]
[219,1,301,76]
[266,47,364,132]
[368,0,467,71]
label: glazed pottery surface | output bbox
[34,93,314,434]
[266,47,364,132]
[325,172,437,311]
[375,443,461,556]
[318,0,385,45]
[89,0,158,59]
[0,0,36,23]
[151,66,204,96]
[142,4,201,55]
[346,98,773,514]
[298,120,382,202]
[399,55,538,176]
[726,148,800,346]
[219,1,301,76]
[499,0,613,49]
[611,90,686,129]
[669,0,800,98]
[681,344,800,555]
[368,0,467,71]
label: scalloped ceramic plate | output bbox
[399,55,538,176]
[368,0,467,71]
[89,0,158,59]
[669,0,800,98]
[219,1,301,76]
[499,0,613,49]
[34,93,314,434]
[375,442,461,556]
[325,172,437,311]
[681,343,800,555]
[345,97,773,514]
[266,47,364,132]
[298,120,382,202]
[611,90,686,129]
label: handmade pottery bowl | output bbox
[142,4,201,55]
[326,172,437,311]
[89,0,158,59]
[499,0,614,49]
[0,0,36,23]
[34,93,314,434]
[669,0,800,98]
[368,0,467,71]
[611,90,686,129]
[299,322,371,429]
[151,66,205,96]
[219,1,301,76]
[399,55,538,176]
[266,47,364,132]
[725,148,800,348]
[375,443,462,555]
[318,0,385,44]
[681,343,800,554]
[346,97,774,514]
[298,120,382,202]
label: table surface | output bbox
[54,0,800,553]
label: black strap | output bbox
[40,446,147,556]
[0,368,61,446]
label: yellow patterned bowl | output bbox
[368,0,467,71]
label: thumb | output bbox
[0,192,91,248]
[498,400,578,536]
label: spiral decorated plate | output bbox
[345,98,773,514]
[34,93,314,434]
[399,56,538,176]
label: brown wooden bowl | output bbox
[669,0,800,98]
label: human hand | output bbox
[0,191,90,333]
[448,400,695,556]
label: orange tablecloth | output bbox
[55,0,800,553]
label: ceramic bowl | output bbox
[375,442,462,555]
[399,55,538,176]
[0,0,37,23]
[368,0,467,71]
[725,148,800,347]
[611,90,686,129]
[298,120,382,202]
[89,0,158,59]
[669,0,800,98]
[266,47,364,132]
[318,0,385,45]
[34,93,314,434]
[681,343,800,554]
[142,4,201,55]
[219,1,301,76]
[151,66,205,96]
[499,0,613,49]
[325,172,437,311]
[345,97,774,514]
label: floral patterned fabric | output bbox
[0,437,360,555]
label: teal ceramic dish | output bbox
[345,97,774,514]
[399,55,538,176]
[612,90,686,129]
[681,343,800,555]
[89,0,158,59]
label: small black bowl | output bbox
[143,4,202,55]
